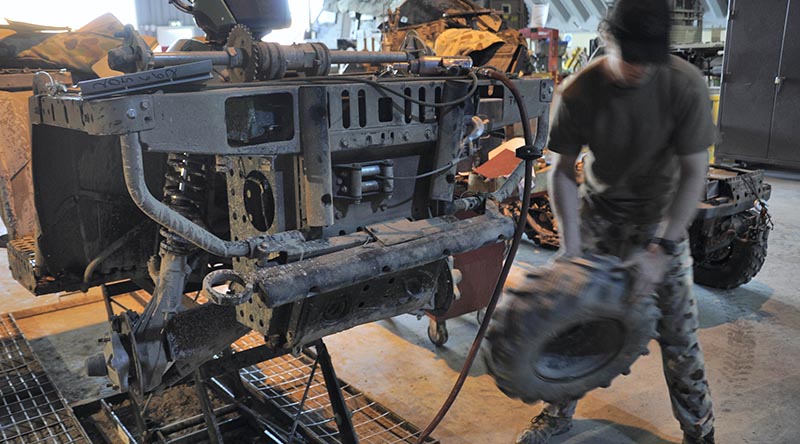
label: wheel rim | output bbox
[534,319,626,382]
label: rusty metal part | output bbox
[253,206,512,308]
[203,269,254,305]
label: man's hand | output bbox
[622,243,671,297]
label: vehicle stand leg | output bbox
[194,370,224,444]
[315,339,359,444]
[128,393,150,443]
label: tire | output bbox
[693,212,770,289]
[484,255,658,404]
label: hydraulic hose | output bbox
[415,69,540,443]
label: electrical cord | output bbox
[377,157,468,180]
[414,68,538,444]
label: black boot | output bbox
[683,428,715,444]
[515,412,572,444]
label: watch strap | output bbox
[649,237,679,255]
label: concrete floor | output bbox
[2,168,798,444]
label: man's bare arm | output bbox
[625,150,708,296]
[660,151,709,242]
[549,152,581,257]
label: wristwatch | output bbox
[649,237,679,255]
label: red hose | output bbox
[414,69,538,443]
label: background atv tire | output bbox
[693,221,769,290]
[484,256,658,404]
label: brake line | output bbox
[414,69,540,443]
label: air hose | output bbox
[414,69,542,443]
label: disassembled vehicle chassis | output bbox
[13,29,552,440]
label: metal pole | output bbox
[153,51,236,67]
[329,50,409,64]
[315,340,359,444]
[148,48,408,67]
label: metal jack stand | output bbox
[314,339,359,444]
[194,370,223,444]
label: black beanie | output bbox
[608,0,672,64]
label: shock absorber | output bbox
[129,152,213,397]
[160,153,211,253]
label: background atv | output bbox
[520,161,772,289]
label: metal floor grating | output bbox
[0,314,91,444]
[234,333,438,444]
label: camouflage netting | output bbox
[433,29,505,66]
[1,13,126,80]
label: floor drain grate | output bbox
[0,314,91,444]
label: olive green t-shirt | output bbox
[547,55,715,224]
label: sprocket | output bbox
[225,23,257,82]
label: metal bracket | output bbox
[78,60,213,100]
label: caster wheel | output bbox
[476,308,487,325]
[427,320,449,347]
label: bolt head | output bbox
[140,101,149,110]
[340,139,349,148]
[126,108,137,119]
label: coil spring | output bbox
[161,153,209,253]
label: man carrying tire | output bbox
[515,0,716,443]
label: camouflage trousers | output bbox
[541,205,715,438]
